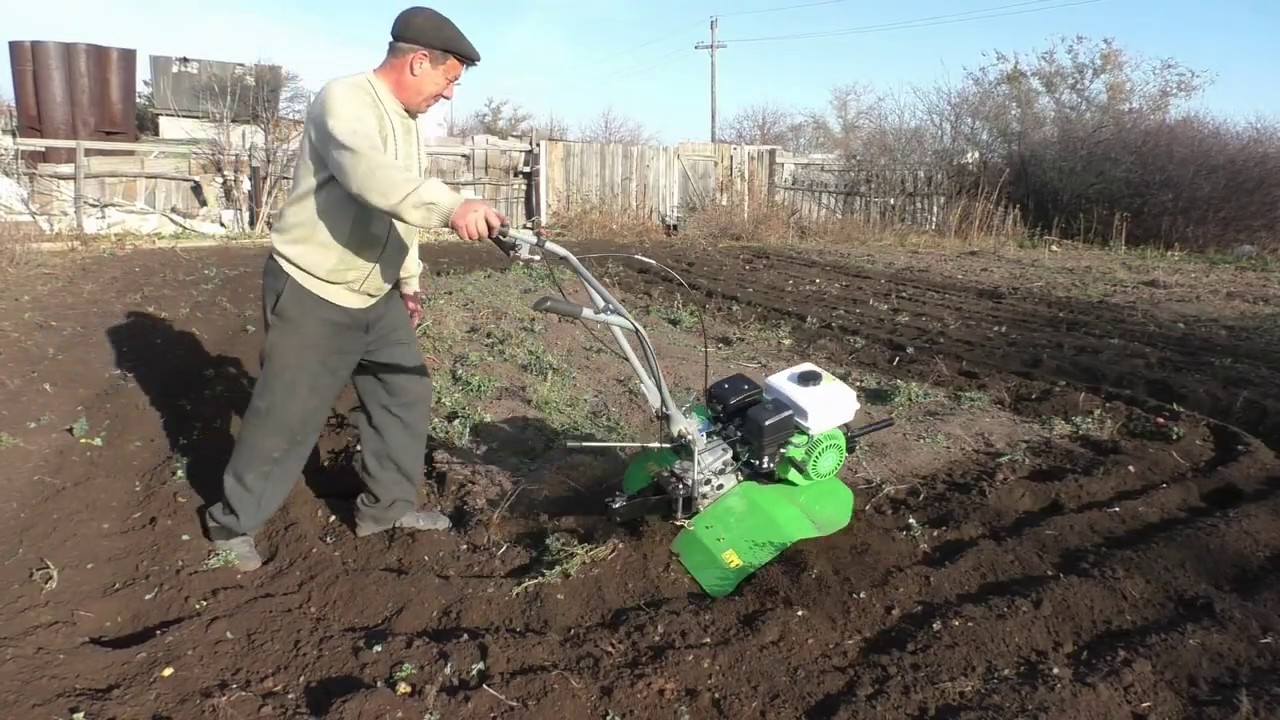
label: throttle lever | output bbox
[490,222,520,257]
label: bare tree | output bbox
[577,105,655,145]
[135,79,159,137]
[452,97,533,137]
[189,62,313,233]
[0,90,12,138]
[534,111,572,140]
[193,69,254,229]
[247,67,313,232]
[721,102,797,146]
[948,34,1215,243]
[799,82,886,159]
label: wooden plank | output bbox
[74,142,85,232]
[36,169,197,181]
[17,137,194,154]
[85,156,190,174]
[775,156,845,167]
[419,145,529,157]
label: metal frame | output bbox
[498,227,705,451]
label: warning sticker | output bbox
[721,549,743,568]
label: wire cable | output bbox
[719,0,1105,43]
[577,252,712,414]
[591,45,695,85]
[534,252,674,440]
[577,17,705,69]
[715,0,852,18]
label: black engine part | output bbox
[741,399,796,469]
[706,373,763,420]
[704,372,799,476]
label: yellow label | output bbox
[721,549,744,568]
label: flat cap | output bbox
[391,7,480,65]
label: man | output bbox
[202,7,503,571]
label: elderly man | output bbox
[202,7,502,571]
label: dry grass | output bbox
[544,187,1029,255]
[0,222,61,276]
[540,188,1279,276]
[541,194,668,244]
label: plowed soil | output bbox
[0,237,1277,720]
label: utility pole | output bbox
[694,16,726,142]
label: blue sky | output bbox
[4,0,1279,143]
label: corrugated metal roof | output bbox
[149,54,283,123]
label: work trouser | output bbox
[203,254,432,541]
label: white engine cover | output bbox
[762,362,860,434]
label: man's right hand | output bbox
[449,199,505,241]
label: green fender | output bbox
[670,478,855,597]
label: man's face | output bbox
[404,52,463,116]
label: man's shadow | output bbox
[105,311,641,534]
[105,311,258,516]
[105,311,395,531]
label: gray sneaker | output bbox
[212,535,263,571]
[354,509,452,537]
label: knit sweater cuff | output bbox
[423,184,466,227]
[399,243,423,294]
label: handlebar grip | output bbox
[533,296,589,318]
[846,417,896,442]
[487,223,516,256]
[491,234,519,256]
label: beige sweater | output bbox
[269,71,465,308]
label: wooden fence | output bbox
[538,140,951,230]
[770,155,951,228]
[7,138,203,230]
[2,131,952,234]
[540,141,773,225]
[417,135,534,224]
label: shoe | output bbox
[211,535,263,572]
[354,509,452,537]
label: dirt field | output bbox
[0,235,1277,720]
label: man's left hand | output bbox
[402,290,423,327]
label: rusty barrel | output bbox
[8,41,44,166]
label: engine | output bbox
[655,363,862,513]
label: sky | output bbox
[4,0,1279,143]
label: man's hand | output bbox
[449,199,505,241]
[402,290,423,327]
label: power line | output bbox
[537,0,843,74]
[715,0,852,18]
[574,0,1104,140]
[720,0,1105,44]
[576,18,705,71]
[592,46,693,85]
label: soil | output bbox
[0,236,1277,720]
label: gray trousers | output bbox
[203,254,432,541]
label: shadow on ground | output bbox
[105,311,355,531]
[105,310,648,537]
[105,311,255,514]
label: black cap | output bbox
[391,7,480,66]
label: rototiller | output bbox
[489,225,894,597]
